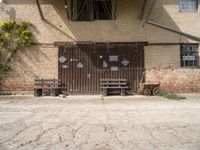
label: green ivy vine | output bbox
[0,20,33,72]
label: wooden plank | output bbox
[101,86,129,89]
[34,79,61,82]
[34,83,61,86]
[34,87,61,89]
[100,79,127,81]
[100,83,127,85]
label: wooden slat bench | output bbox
[34,78,61,97]
[100,79,128,96]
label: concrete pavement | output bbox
[0,94,200,150]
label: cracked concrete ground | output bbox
[0,94,200,150]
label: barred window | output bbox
[179,0,198,12]
[180,44,199,67]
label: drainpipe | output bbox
[147,20,200,41]
[36,0,45,20]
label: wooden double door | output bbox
[58,43,144,94]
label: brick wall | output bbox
[145,45,200,93]
[146,69,200,93]
[0,45,58,92]
[145,45,180,69]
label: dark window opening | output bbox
[66,0,115,21]
[71,0,92,21]
[180,44,199,67]
[95,0,112,20]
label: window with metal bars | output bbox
[180,44,199,67]
[179,0,198,12]
[65,0,116,21]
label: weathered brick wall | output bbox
[0,45,58,93]
[145,45,200,93]
[146,69,200,93]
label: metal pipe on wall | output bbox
[147,20,200,42]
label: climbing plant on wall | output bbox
[0,20,32,72]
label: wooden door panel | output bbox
[59,44,144,94]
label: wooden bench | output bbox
[34,78,61,97]
[100,79,128,96]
